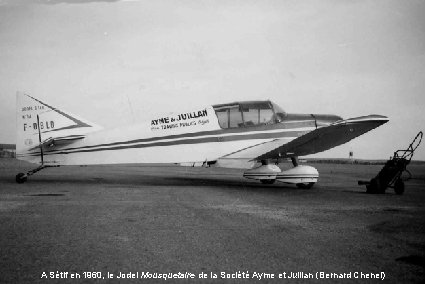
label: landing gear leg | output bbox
[16,165,59,184]
[291,157,299,167]
[16,114,60,184]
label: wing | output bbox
[255,115,389,161]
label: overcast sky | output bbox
[0,0,424,160]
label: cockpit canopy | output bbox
[212,100,285,129]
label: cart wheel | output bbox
[394,179,405,195]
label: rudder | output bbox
[16,92,101,163]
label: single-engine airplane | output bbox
[15,93,388,187]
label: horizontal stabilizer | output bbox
[255,115,389,160]
[28,135,85,151]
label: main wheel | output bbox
[260,179,275,185]
[296,182,314,189]
[16,173,27,184]
[394,178,405,195]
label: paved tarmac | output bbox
[0,159,424,283]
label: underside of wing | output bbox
[255,115,389,161]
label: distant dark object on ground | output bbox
[306,158,387,165]
[0,144,16,158]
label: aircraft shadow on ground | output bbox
[2,173,312,193]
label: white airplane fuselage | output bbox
[15,94,388,186]
[19,105,325,167]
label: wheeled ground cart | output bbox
[358,131,423,195]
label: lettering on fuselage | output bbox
[22,105,45,112]
[23,120,55,132]
[151,109,209,131]
[21,104,56,132]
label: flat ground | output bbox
[0,159,424,283]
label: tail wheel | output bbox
[394,178,405,195]
[296,182,314,189]
[16,173,27,184]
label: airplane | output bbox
[15,92,389,187]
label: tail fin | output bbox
[16,92,102,162]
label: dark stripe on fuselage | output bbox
[20,128,312,157]
[46,120,315,154]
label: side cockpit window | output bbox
[213,101,278,129]
[213,105,243,129]
[229,106,243,128]
[241,102,274,126]
[215,109,228,129]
